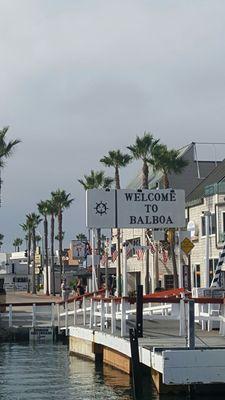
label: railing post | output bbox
[9,304,13,328]
[188,299,195,349]
[51,303,55,327]
[219,304,225,336]
[100,299,105,331]
[65,302,68,336]
[94,300,97,327]
[136,285,143,338]
[83,296,86,326]
[57,303,60,328]
[89,298,94,328]
[111,299,116,335]
[179,298,185,336]
[121,298,127,337]
[73,300,77,326]
[32,304,36,327]
[129,328,142,398]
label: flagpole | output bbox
[91,229,97,293]
[122,241,128,296]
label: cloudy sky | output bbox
[0,1,225,251]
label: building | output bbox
[186,158,225,288]
[112,143,221,293]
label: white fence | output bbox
[0,303,55,328]
[57,296,225,338]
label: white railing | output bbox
[57,295,225,338]
[0,303,55,328]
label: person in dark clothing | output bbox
[76,279,85,308]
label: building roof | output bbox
[186,158,225,204]
[126,143,219,199]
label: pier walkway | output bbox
[2,289,225,392]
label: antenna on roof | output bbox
[193,142,201,179]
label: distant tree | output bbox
[26,213,42,294]
[76,233,87,242]
[47,197,58,296]
[51,190,74,277]
[0,126,20,206]
[0,233,4,251]
[20,220,33,292]
[37,200,50,295]
[13,238,23,252]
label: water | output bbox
[0,342,220,400]
[0,342,138,400]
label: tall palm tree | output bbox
[151,144,188,288]
[78,171,114,287]
[0,126,20,206]
[100,150,132,296]
[13,238,23,252]
[51,190,74,277]
[127,132,159,189]
[20,221,33,292]
[128,132,159,294]
[26,213,42,294]
[0,233,4,251]
[37,200,50,295]
[47,197,58,295]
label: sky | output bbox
[1,0,225,251]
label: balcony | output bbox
[204,182,225,197]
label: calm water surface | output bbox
[0,342,218,400]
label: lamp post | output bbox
[204,211,211,288]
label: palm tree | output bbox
[13,238,23,252]
[51,190,74,277]
[100,150,132,296]
[37,200,50,295]
[55,231,65,241]
[78,171,114,288]
[78,170,114,190]
[76,233,87,242]
[151,144,188,288]
[127,132,159,189]
[0,126,20,206]
[20,221,33,292]
[0,233,4,251]
[128,132,159,294]
[47,198,58,295]
[35,235,42,247]
[26,213,42,294]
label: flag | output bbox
[112,249,118,263]
[101,253,107,266]
[162,249,168,264]
[126,244,132,258]
[149,242,155,254]
[136,248,144,261]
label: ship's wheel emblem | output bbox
[94,201,108,215]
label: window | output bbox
[209,258,218,286]
[193,264,201,287]
[126,237,141,257]
[164,275,174,289]
[201,213,216,236]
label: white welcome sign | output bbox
[86,189,185,229]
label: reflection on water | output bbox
[0,342,135,400]
[0,342,221,400]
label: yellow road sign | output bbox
[181,237,194,255]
